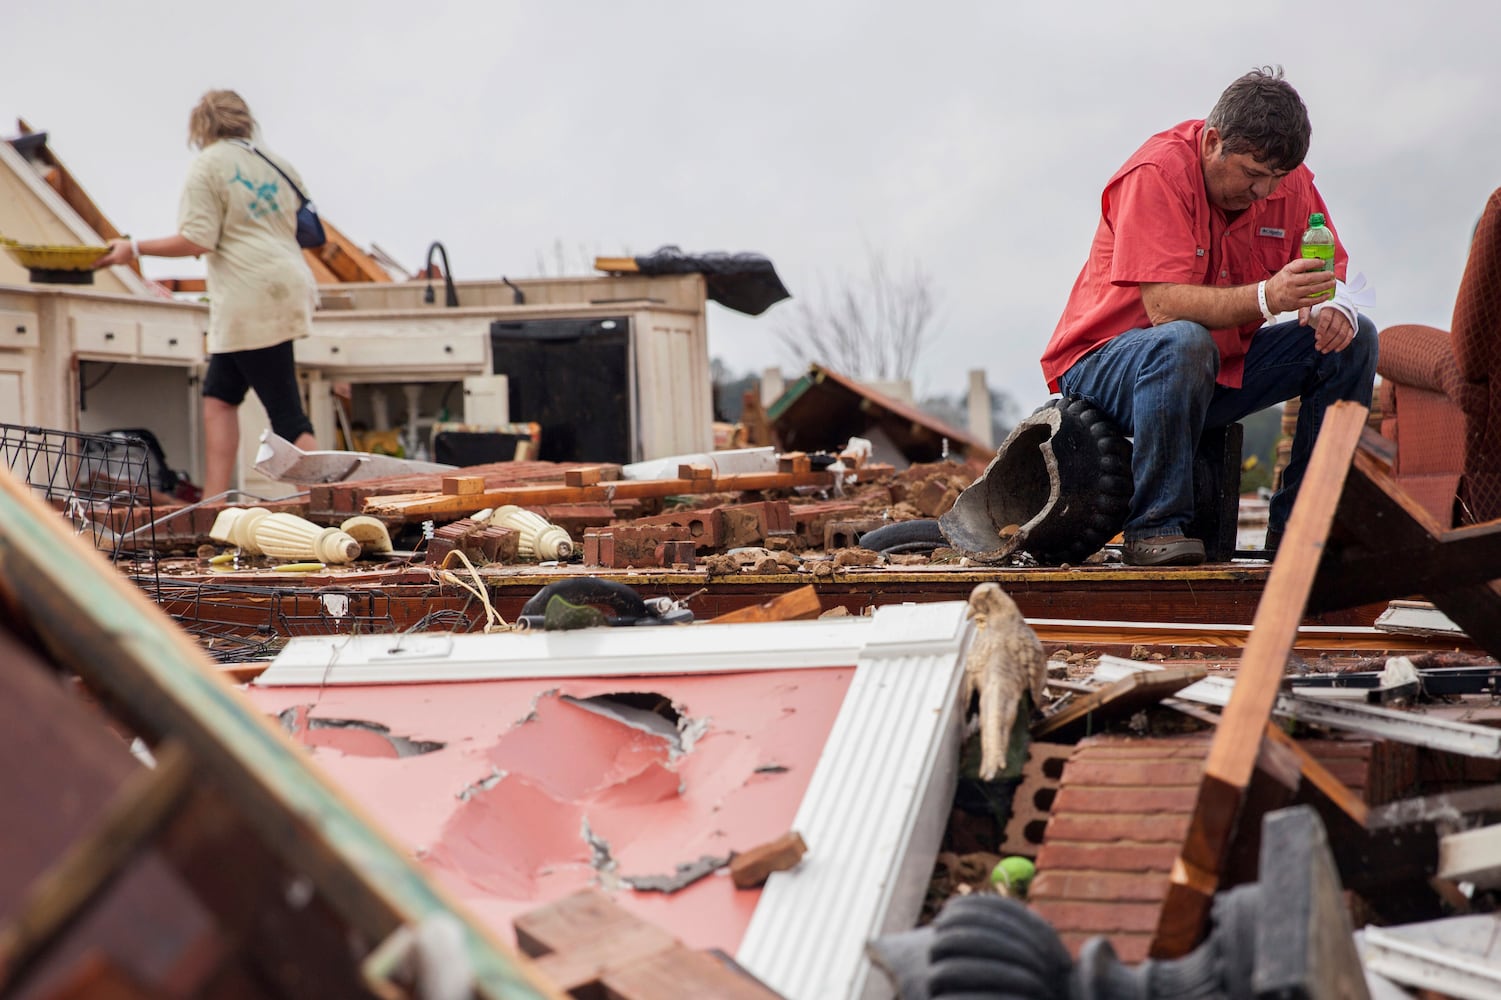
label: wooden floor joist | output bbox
[1151,401,1368,959]
[363,468,837,519]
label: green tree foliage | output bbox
[1237,404,1285,494]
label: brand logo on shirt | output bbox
[1258,227,1286,239]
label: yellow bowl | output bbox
[0,236,109,271]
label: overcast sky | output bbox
[7,2,1499,417]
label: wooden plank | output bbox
[29,951,158,1000]
[514,889,673,959]
[1264,723,1369,826]
[1152,401,1367,959]
[0,742,193,990]
[364,469,835,519]
[709,585,822,624]
[441,475,486,496]
[564,466,604,487]
[515,888,681,995]
[1031,666,1206,741]
[594,256,640,273]
[0,467,563,1000]
[601,944,780,1000]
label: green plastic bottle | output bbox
[1301,212,1335,300]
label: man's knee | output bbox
[1151,322,1220,384]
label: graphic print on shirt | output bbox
[231,167,283,221]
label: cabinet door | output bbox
[0,356,35,424]
[0,309,40,350]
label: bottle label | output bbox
[1301,243,1335,300]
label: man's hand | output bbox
[1299,302,1356,353]
[1266,257,1336,314]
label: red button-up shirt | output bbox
[1040,119,1347,391]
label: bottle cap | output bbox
[1308,213,1325,228]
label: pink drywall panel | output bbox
[243,668,852,953]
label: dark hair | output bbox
[1205,66,1310,172]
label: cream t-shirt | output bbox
[177,139,316,354]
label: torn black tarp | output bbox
[632,246,792,316]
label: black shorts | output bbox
[202,341,315,442]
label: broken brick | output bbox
[789,500,864,549]
[719,500,792,548]
[825,517,885,551]
[730,831,808,889]
[635,507,725,551]
[609,525,691,567]
[534,503,619,538]
[473,524,520,563]
[657,540,696,568]
[425,518,483,565]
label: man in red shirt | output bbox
[1039,67,1376,566]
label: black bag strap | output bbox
[228,139,311,208]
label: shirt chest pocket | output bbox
[1253,235,1295,279]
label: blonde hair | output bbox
[187,90,256,149]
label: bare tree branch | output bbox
[776,250,939,381]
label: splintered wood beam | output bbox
[1031,666,1206,741]
[1311,441,1495,602]
[1309,431,1501,656]
[0,742,193,989]
[364,469,835,519]
[303,250,340,283]
[1264,722,1369,826]
[710,585,823,624]
[0,468,562,1000]
[1150,401,1367,960]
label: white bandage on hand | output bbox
[1310,271,1375,333]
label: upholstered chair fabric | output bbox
[1451,188,1501,522]
[1376,187,1501,526]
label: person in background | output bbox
[1039,66,1376,566]
[95,89,318,498]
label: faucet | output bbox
[423,241,459,307]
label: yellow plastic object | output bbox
[0,235,109,271]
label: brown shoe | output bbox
[1122,534,1206,567]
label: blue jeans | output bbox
[1058,315,1377,541]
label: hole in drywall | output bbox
[559,690,709,760]
[277,705,445,758]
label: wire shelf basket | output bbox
[152,581,488,663]
[2,423,492,664]
[1,423,161,577]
